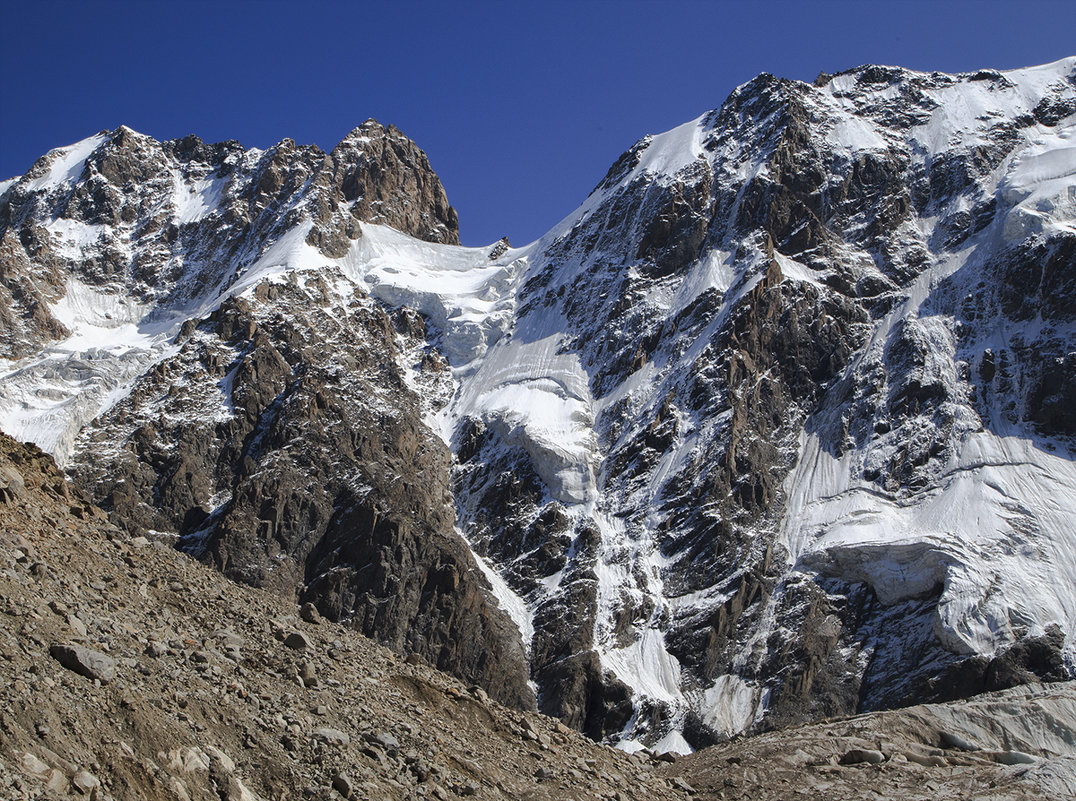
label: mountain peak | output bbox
[0,59,1073,757]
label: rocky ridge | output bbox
[665,681,1076,800]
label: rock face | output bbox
[311,120,459,253]
[67,279,532,710]
[443,58,1076,747]
[1,58,1075,750]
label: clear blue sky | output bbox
[2,0,1073,246]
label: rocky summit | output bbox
[0,56,1075,795]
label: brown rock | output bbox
[284,631,312,651]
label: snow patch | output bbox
[631,114,707,181]
[46,218,107,260]
[774,250,826,287]
[652,729,693,756]
[342,223,526,365]
[1000,127,1076,241]
[173,172,226,224]
[50,277,150,334]
[448,307,599,505]
[699,675,759,738]
[781,428,1076,658]
[23,133,106,193]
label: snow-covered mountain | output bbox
[1,58,1074,751]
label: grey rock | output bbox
[49,643,117,684]
[361,745,388,767]
[145,640,168,657]
[838,749,886,765]
[67,614,88,638]
[20,751,50,776]
[0,466,25,502]
[671,777,695,793]
[45,768,69,794]
[365,731,400,754]
[312,726,350,746]
[71,769,100,794]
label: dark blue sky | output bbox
[2,1,1074,245]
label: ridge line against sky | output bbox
[2,0,1074,246]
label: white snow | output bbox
[0,276,170,460]
[371,218,606,506]
[630,114,707,181]
[597,622,682,703]
[612,738,648,754]
[0,345,168,462]
[773,250,826,288]
[22,133,106,193]
[342,223,527,365]
[46,218,107,259]
[227,222,328,300]
[916,682,1076,756]
[698,675,759,738]
[666,248,737,315]
[173,172,226,224]
[49,277,150,333]
[781,425,1076,659]
[828,115,891,152]
[590,507,688,737]
[1000,127,1076,240]
[652,729,693,756]
[451,325,598,505]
